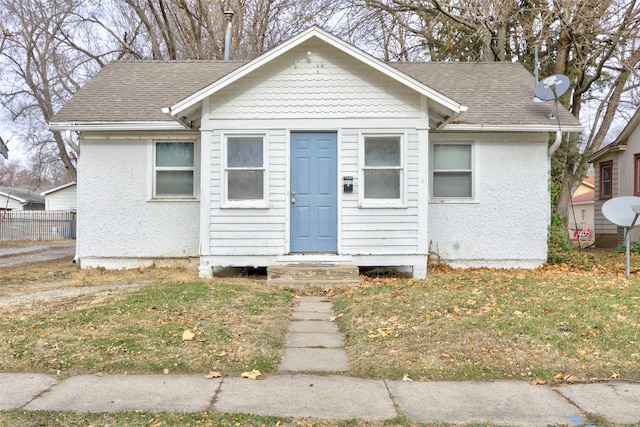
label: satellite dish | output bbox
[602,196,640,277]
[602,196,640,226]
[534,74,570,100]
[534,74,570,120]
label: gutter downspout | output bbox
[548,130,562,157]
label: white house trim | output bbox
[49,121,185,132]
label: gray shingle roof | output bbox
[52,59,579,129]
[52,61,246,123]
[391,62,578,128]
[0,187,45,204]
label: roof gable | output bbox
[168,26,466,129]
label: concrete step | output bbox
[266,264,360,289]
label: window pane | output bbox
[364,170,400,199]
[433,172,472,197]
[228,170,264,200]
[228,137,263,167]
[365,136,400,167]
[434,144,471,170]
[156,171,194,195]
[156,142,194,167]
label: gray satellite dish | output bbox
[534,74,570,120]
[602,196,640,226]
[602,196,640,276]
[534,74,570,101]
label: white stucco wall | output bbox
[428,133,549,268]
[77,135,200,269]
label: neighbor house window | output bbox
[600,160,613,200]
[432,143,473,199]
[635,154,640,196]
[224,135,267,207]
[361,134,404,205]
[154,142,195,197]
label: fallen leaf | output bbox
[241,369,262,380]
[402,373,412,382]
[96,372,104,377]
[329,313,344,321]
[163,368,169,375]
[530,378,545,386]
[182,329,196,341]
[611,372,620,379]
[205,371,222,379]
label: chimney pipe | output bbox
[224,10,234,61]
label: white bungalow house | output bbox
[49,27,581,278]
[588,109,640,247]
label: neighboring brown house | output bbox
[588,109,640,247]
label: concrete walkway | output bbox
[278,295,350,373]
[1,296,640,426]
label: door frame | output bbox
[286,130,341,254]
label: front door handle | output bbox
[291,198,296,204]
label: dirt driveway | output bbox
[0,241,76,268]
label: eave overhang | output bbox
[48,121,187,132]
[587,144,626,163]
[439,124,584,133]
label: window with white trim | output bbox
[154,142,195,198]
[224,135,267,207]
[362,134,403,204]
[432,143,473,199]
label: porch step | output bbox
[267,264,360,289]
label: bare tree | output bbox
[115,0,344,60]
[346,0,640,226]
[0,0,117,181]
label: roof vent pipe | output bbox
[223,10,234,61]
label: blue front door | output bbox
[290,132,337,253]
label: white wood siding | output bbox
[0,196,23,210]
[206,127,424,258]
[45,185,77,210]
[209,39,421,120]
[207,129,288,255]
[203,38,429,265]
[341,129,420,254]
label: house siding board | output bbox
[45,186,77,211]
[207,129,287,256]
[593,122,640,247]
[77,138,199,264]
[209,41,421,120]
[428,134,548,268]
[0,197,23,210]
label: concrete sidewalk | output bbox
[1,296,639,425]
[2,372,640,425]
